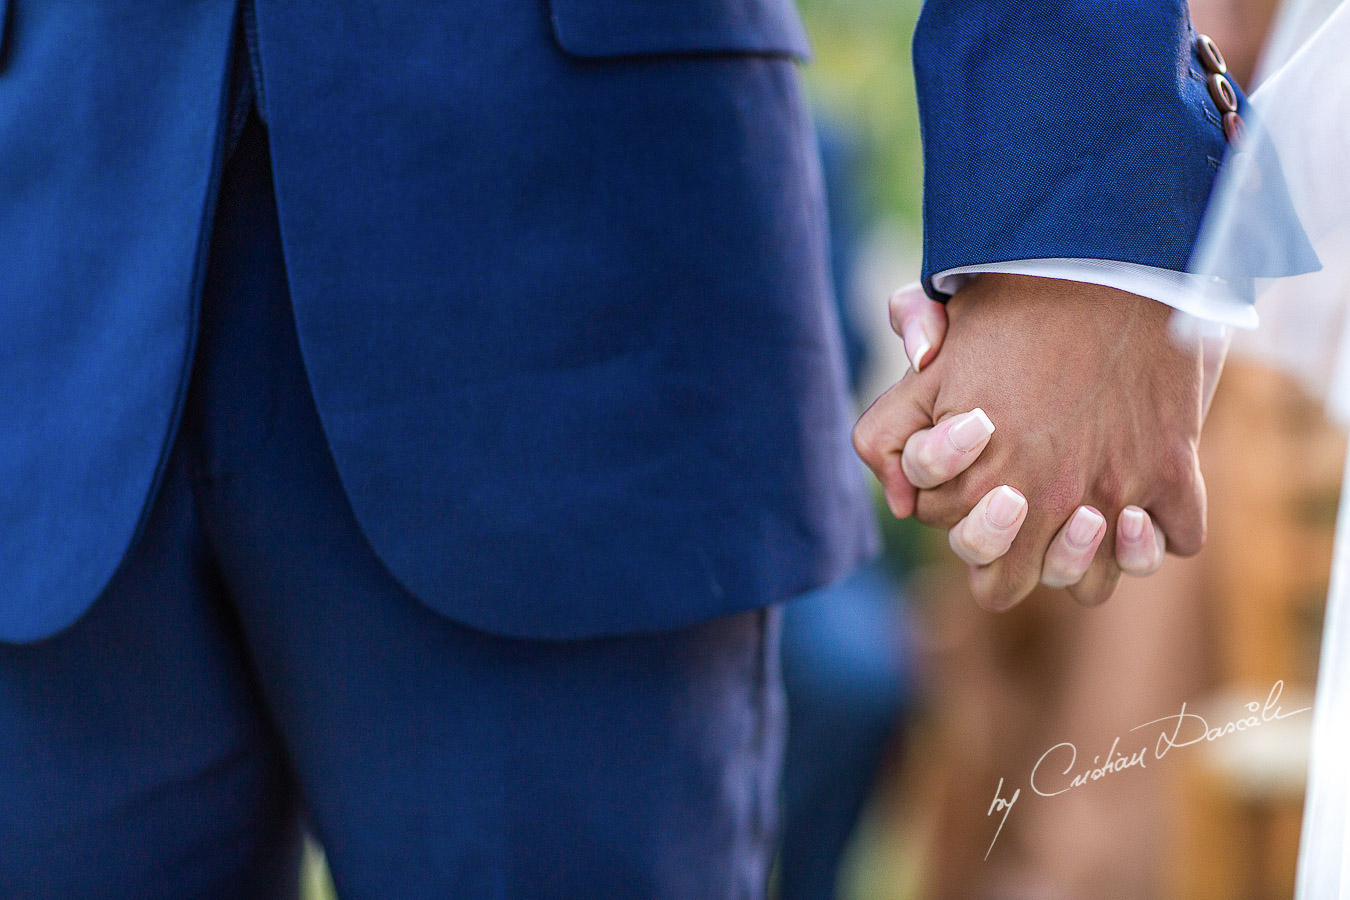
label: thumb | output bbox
[853,370,941,519]
[889,282,948,373]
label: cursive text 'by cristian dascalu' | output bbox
[983,680,1311,860]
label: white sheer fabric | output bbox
[1192,3,1350,895]
[1214,0,1350,409]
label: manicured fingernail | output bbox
[986,486,1025,529]
[1066,506,1105,548]
[947,408,995,453]
[1120,506,1147,542]
[903,321,933,372]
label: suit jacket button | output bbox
[1208,74,1238,114]
[1196,35,1228,75]
[1222,111,1247,145]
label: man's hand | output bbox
[853,274,1207,610]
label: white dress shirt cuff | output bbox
[931,259,1258,330]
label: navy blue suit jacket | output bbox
[0,0,1305,643]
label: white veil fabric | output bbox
[1191,2,1350,895]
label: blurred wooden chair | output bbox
[896,362,1340,900]
[1168,361,1342,900]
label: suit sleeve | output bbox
[911,1,1316,299]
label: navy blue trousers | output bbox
[0,111,785,899]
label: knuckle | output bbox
[950,530,979,565]
[1070,577,1118,607]
[888,308,905,337]
[851,420,880,463]
[1116,547,1152,576]
[972,578,1022,612]
[1069,559,1122,605]
[961,529,1003,565]
[1039,566,1075,590]
[1126,559,1161,578]
[1036,475,1084,523]
[980,560,1038,610]
[1092,470,1130,510]
[911,437,942,477]
[1157,444,1199,489]
[1041,547,1089,588]
[969,577,1008,610]
[888,288,910,315]
[907,442,950,485]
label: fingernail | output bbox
[1120,506,1147,542]
[1066,507,1105,548]
[948,408,995,453]
[986,486,1026,529]
[903,321,933,372]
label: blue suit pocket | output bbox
[548,0,812,61]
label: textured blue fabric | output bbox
[0,0,10,65]
[0,0,237,641]
[913,0,1318,299]
[548,0,813,59]
[0,0,873,641]
[0,115,786,896]
[5,0,1302,643]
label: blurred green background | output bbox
[796,0,923,232]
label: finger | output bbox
[1038,506,1108,588]
[889,282,948,372]
[853,373,940,519]
[966,492,1080,611]
[900,408,995,489]
[1116,505,1166,577]
[968,539,1044,611]
[947,485,1028,566]
[1149,457,1207,557]
[1066,546,1123,607]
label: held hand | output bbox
[883,283,1169,582]
[876,301,1165,590]
[854,276,1204,609]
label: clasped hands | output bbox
[854,274,1222,610]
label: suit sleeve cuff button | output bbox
[1207,73,1238,114]
[1196,34,1228,75]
